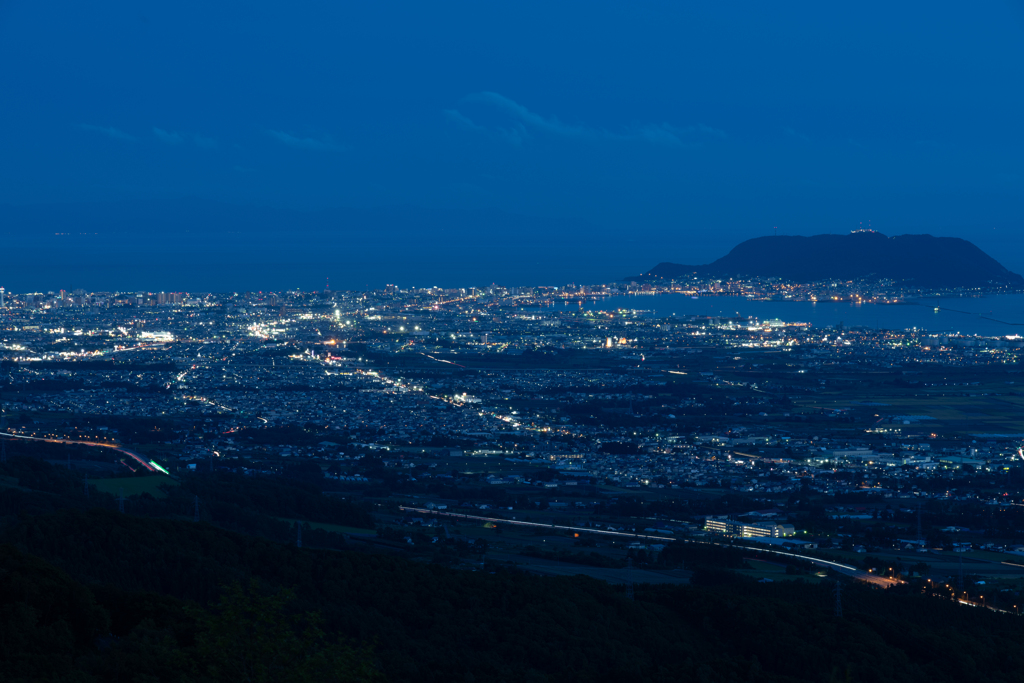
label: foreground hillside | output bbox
[2,506,1024,683]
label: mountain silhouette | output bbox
[626,231,1023,288]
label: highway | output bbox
[0,431,156,472]
[398,506,897,587]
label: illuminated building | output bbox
[704,519,796,538]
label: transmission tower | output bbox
[957,551,965,593]
[193,495,200,523]
[296,522,302,548]
[833,580,843,618]
[955,532,965,592]
[0,401,7,464]
[625,557,634,601]
[917,503,923,545]
[117,488,125,514]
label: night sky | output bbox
[3,2,1024,291]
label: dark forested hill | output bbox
[627,231,1024,288]
[2,508,1024,683]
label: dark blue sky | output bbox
[3,2,1024,290]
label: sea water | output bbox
[572,293,1024,337]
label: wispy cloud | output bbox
[78,124,136,142]
[154,127,218,148]
[455,92,583,145]
[447,92,725,148]
[266,130,341,151]
[153,127,184,145]
[446,104,528,145]
[193,134,218,149]
[628,122,727,147]
[443,108,486,132]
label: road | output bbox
[399,506,897,587]
[0,431,156,472]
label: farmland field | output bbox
[89,475,178,498]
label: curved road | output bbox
[399,505,896,587]
[0,431,156,472]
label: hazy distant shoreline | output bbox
[581,292,1024,336]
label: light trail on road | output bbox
[398,505,894,586]
[0,431,156,472]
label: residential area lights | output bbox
[1,282,1024,584]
